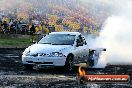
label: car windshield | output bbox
[38,34,75,45]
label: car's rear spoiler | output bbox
[89,48,106,52]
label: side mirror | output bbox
[77,42,83,47]
[32,40,37,44]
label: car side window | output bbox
[77,35,84,46]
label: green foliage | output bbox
[0,37,32,46]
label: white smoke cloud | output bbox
[82,0,132,68]
[92,0,132,67]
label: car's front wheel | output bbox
[65,55,74,71]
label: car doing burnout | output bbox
[22,32,105,70]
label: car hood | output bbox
[29,44,72,54]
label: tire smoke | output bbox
[86,0,132,68]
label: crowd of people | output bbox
[0,1,110,36]
[0,15,99,36]
[0,16,56,35]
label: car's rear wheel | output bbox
[87,59,94,67]
[24,64,33,70]
[87,53,94,67]
[65,55,74,71]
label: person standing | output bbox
[30,24,36,43]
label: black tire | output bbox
[24,64,33,70]
[87,59,94,67]
[65,55,74,71]
[87,53,94,67]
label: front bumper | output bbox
[22,55,66,66]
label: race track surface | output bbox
[0,49,132,88]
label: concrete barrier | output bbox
[0,34,30,38]
[0,48,26,50]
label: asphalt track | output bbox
[0,48,132,88]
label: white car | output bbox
[22,32,105,70]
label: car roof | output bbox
[49,32,81,35]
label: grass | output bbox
[0,37,32,46]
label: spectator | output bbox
[30,24,36,42]
[30,24,35,35]
[2,21,9,34]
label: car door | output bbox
[82,36,89,62]
[75,35,86,63]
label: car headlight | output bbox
[51,52,64,57]
[23,51,30,56]
[23,48,30,56]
